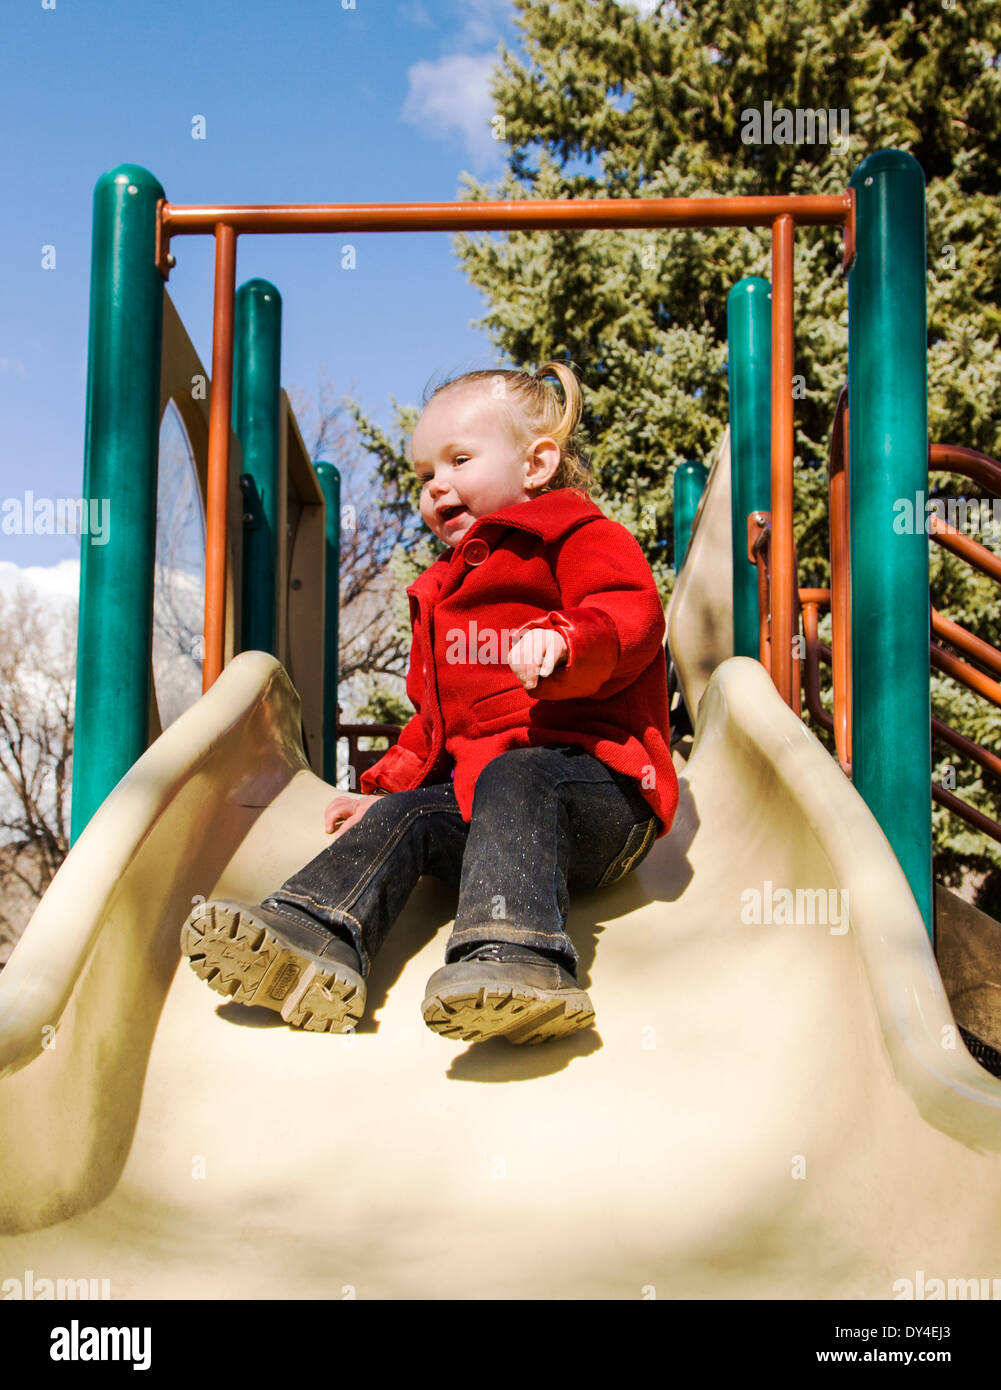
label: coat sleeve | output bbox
[514,518,666,701]
[359,712,431,795]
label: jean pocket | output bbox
[596,816,658,888]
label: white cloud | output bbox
[0,558,206,732]
[0,561,79,684]
[0,558,80,609]
[450,0,511,47]
[398,0,433,26]
[618,0,679,17]
[401,52,503,167]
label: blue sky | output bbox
[1,0,650,571]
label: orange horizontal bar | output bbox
[931,642,1001,707]
[928,519,1001,583]
[929,517,1001,582]
[161,193,850,239]
[932,607,1001,679]
[930,443,1001,496]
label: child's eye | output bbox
[453,455,468,465]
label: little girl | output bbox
[181,362,679,1046]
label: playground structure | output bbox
[0,151,1000,1298]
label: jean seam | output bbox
[450,922,570,940]
[458,758,642,956]
[516,764,647,907]
[284,798,463,920]
[333,800,464,912]
[271,895,371,975]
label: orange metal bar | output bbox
[159,193,850,255]
[828,389,853,769]
[202,222,238,693]
[930,443,1001,496]
[769,214,796,705]
[932,783,1001,845]
[800,600,837,743]
[158,188,854,696]
[748,511,772,672]
[791,538,803,717]
[801,598,854,775]
[841,187,857,272]
[929,516,1001,583]
[930,642,1001,708]
[932,607,1001,679]
[808,616,999,782]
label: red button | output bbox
[463,538,489,566]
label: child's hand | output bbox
[324,794,382,836]
[508,629,569,691]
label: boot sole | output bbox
[421,980,595,1046]
[180,900,365,1033]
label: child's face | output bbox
[410,386,559,546]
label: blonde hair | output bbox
[422,360,594,496]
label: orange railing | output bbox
[765,401,1001,843]
[926,445,1001,840]
[153,192,853,694]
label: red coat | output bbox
[360,489,679,837]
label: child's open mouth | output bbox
[437,504,468,525]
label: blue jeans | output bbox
[262,746,660,980]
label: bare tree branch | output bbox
[0,585,76,958]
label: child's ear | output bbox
[525,436,561,490]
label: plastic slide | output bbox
[2,455,1001,1297]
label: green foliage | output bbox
[344,0,1001,906]
[354,680,412,729]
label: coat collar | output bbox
[407,490,603,604]
[464,489,604,542]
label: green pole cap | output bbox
[727,275,771,305]
[94,164,165,201]
[850,148,926,189]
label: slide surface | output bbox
[2,647,1001,1300]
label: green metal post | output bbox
[234,279,282,654]
[848,149,932,940]
[673,461,708,572]
[71,165,165,845]
[314,462,341,785]
[727,276,773,658]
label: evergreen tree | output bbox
[346,0,1001,909]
